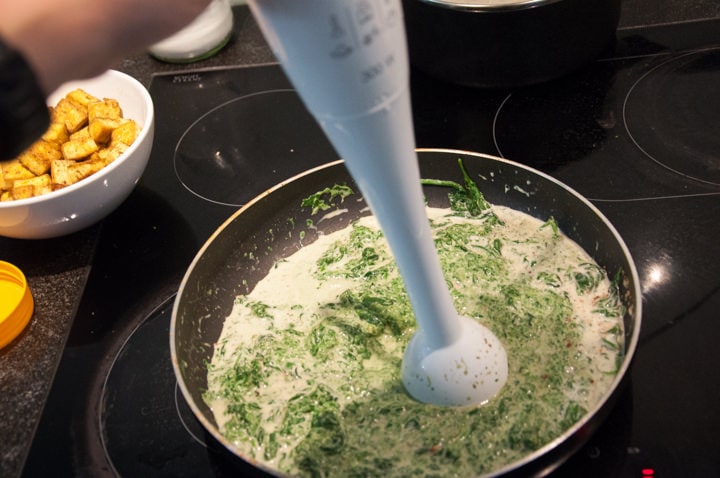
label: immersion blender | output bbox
[247,0,507,406]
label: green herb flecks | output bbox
[248,300,273,319]
[540,216,560,238]
[593,268,626,318]
[422,159,500,222]
[571,262,606,295]
[315,224,392,281]
[302,184,355,215]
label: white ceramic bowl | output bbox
[0,70,154,239]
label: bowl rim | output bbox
[0,69,154,209]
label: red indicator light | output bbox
[641,468,654,477]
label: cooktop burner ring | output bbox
[622,47,720,187]
[175,381,210,448]
[98,299,222,476]
[489,61,620,176]
[173,89,337,207]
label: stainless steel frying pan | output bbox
[171,148,641,477]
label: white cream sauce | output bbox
[205,205,624,477]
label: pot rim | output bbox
[411,0,564,12]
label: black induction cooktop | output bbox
[23,18,720,478]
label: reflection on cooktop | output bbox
[175,90,335,206]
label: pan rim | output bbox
[170,147,642,477]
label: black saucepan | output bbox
[402,0,622,87]
[171,149,641,477]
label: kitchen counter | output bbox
[1,3,719,478]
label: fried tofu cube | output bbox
[41,121,70,145]
[1,160,35,189]
[62,136,98,161]
[13,174,52,197]
[34,139,63,159]
[66,88,100,107]
[110,120,140,147]
[51,159,104,186]
[69,126,91,141]
[10,184,34,200]
[15,174,51,188]
[50,160,71,186]
[16,149,43,176]
[53,97,88,133]
[19,140,62,175]
[34,175,53,196]
[1,191,12,201]
[97,142,129,164]
[89,117,124,144]
[88,98,123,122]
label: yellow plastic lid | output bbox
[0,260,34,349]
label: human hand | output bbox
[0,0,212,94]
